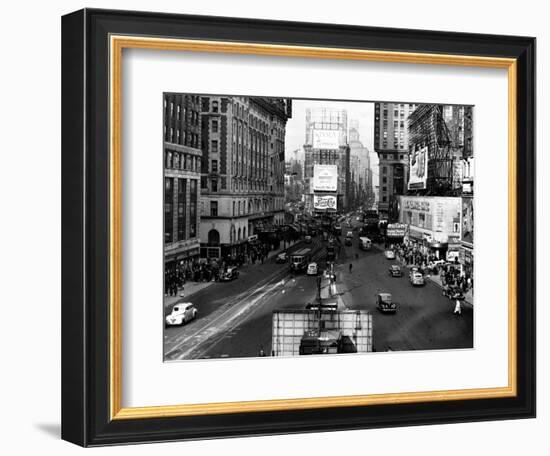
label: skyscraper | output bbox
[374,102,417,218]
[303,108,350,213]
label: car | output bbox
[344,237,352,246]
[346,230,354,238]
[409,271,425,286]
[376,293,397,313]
[304,235,312,244]
[388,265,403,277]
[275,252,288,263]
[384,249,396,259]
[220,266,239,281]
[333,224,342,235]
[165,302,197,327]
[306,262,319,276]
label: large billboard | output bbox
[313,164,338,192]
[408,146,428,190]
[312,129,340,149]
[313,195,337,211]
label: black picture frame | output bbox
[62,8,536,447]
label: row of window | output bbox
[164,177,198,244]
[164,125,200,148]
[208,198,277,217]
[165,150,201,173]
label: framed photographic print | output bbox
[61,8,536,447]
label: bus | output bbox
[290,248,312,273]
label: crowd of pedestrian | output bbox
[388,241,473,295]
[164,242,278,296]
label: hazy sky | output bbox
[284,99,379,181]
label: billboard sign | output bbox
[386,223,406,238]
[313,164,338,192]
[312,129,340,149]
[408,146,428,190]
[313,195,337,211]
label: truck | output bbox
[359,236,372,250]
[289,248,312,273]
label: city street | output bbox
[164,219,473,360]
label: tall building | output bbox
[348,120,373,210]
[374,102,417,219]
[303,108,350,213]
[199,96,291,260]
[407,104,473,195]
[163,93,203,273]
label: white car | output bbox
[409,271,425,286]
[384,250,396,260]
[306,262,319,275]
[165,302,197,327]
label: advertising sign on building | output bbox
[461,197,474,245]
[386,223,406,237]
[313,164,338,192]
[312,129,340,149]
[313,195,337,211]
[408,146,428,190]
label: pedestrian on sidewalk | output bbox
[349,263,353,273]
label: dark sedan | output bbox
[388,265,403,277]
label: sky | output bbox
[284,99,378,182]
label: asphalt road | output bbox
[164,219,473,360]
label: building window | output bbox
[382,196,387,202]
[382,186,387,192]
[382,166,387,175]
[211,140,218,153]
[170,102,174,116]
[210,201,218,216]
[177,179,186,241]
[393,120,398,128]
[164,178,174,243]
[382,177,387,183]
[212,119,218,133]
[189,180,197,237]
[212,160,218,173]
[212,179,218,192]
[212,101,219,113]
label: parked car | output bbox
[220,266,239,282]
[275,252,288,263]
[165,303,197,327]
[384,249,396,260]
[304,235,312,244]
[376,293,397,313]
[388,265,403,277]
[306,262,319,276]
[409,271,425,286]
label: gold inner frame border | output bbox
[109,35,517,420]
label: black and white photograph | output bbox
[163,95,474,361]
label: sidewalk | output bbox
[395,256,474,306]
[424,272,473,305]
[164,239,301,308]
